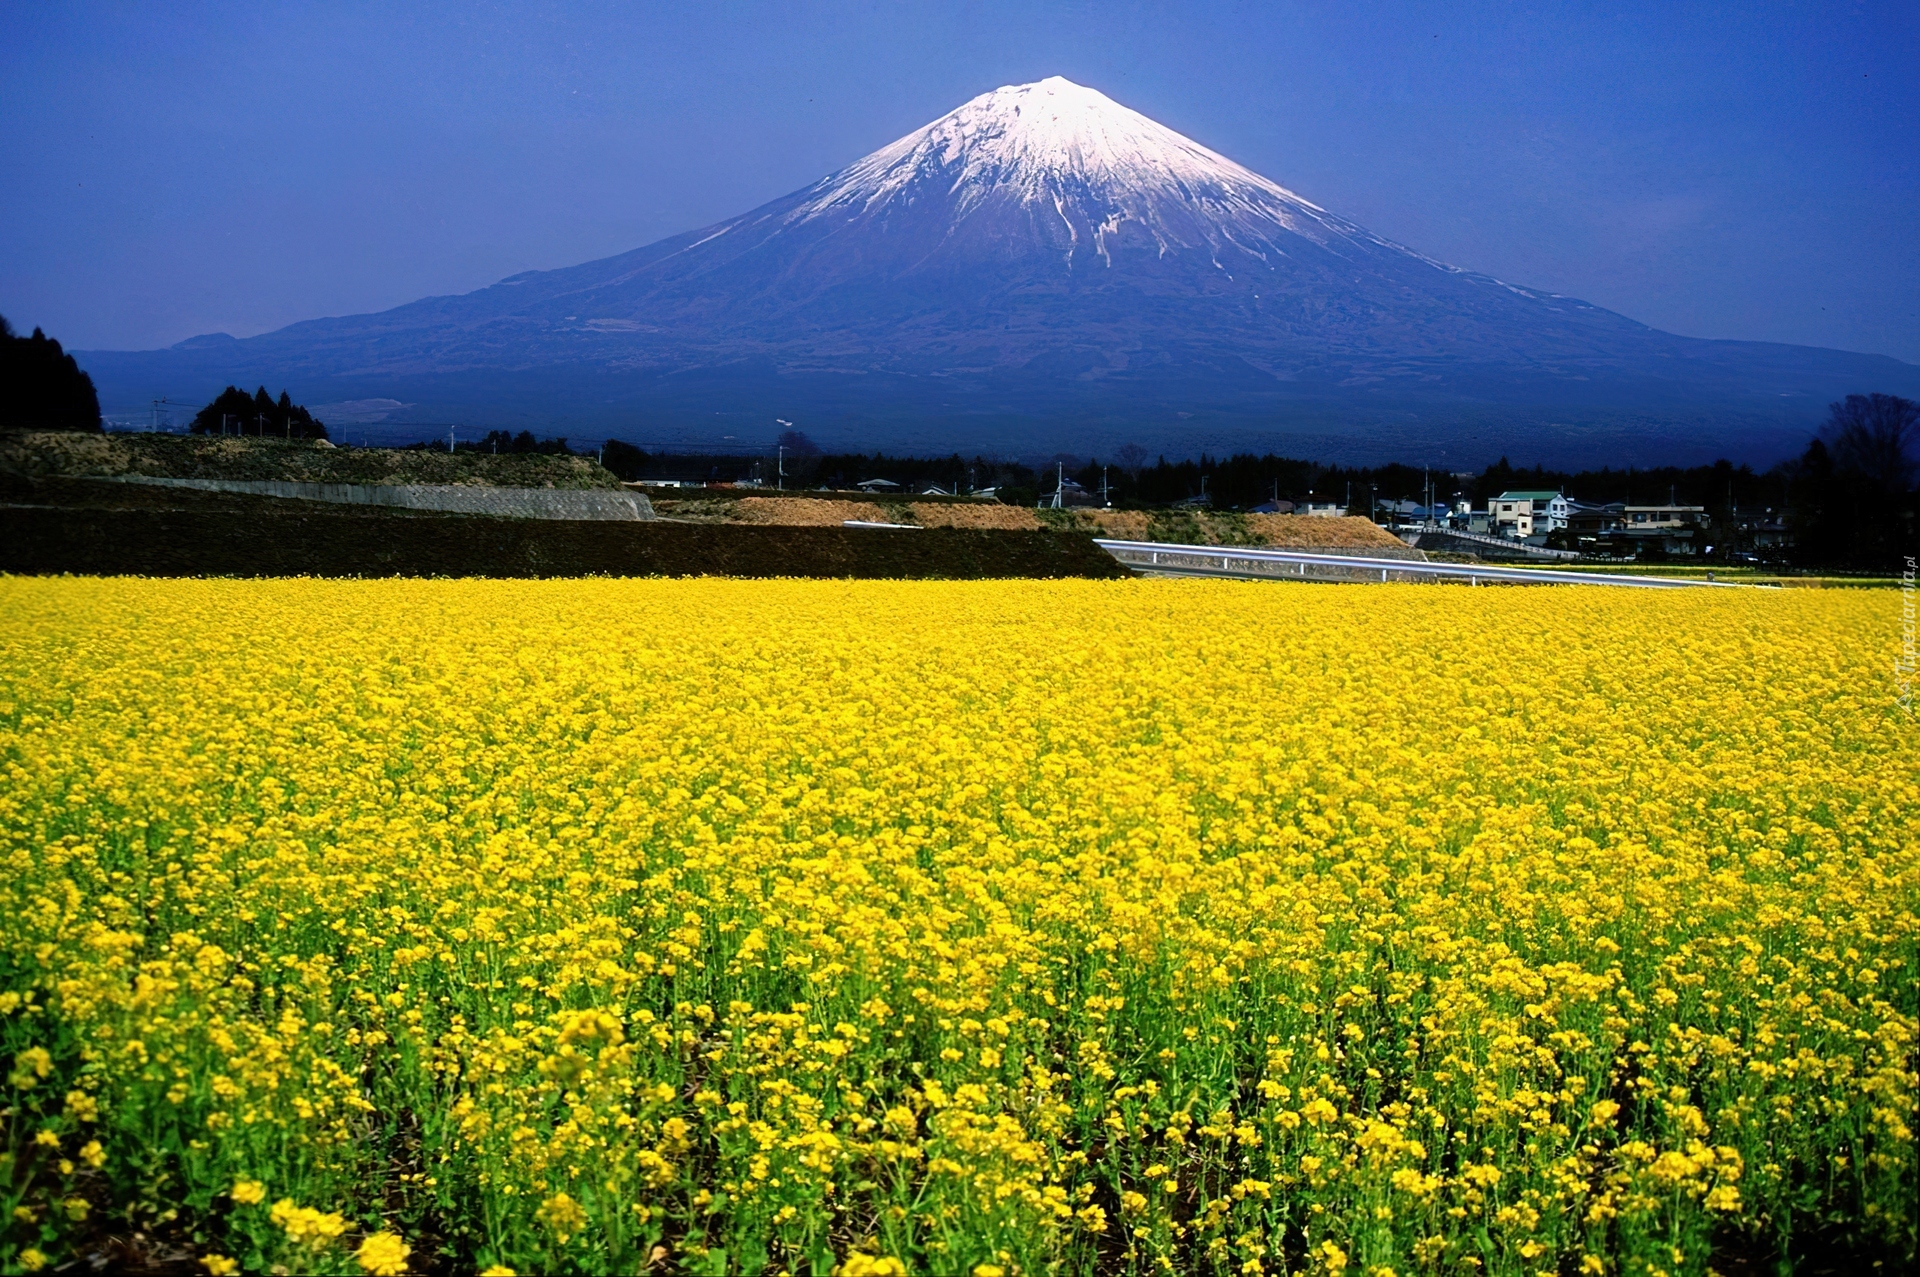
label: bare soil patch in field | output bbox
[1247,514,1405,548]
[1083,510,1152,539]
[911,502,1042,530]
[733,497,890,526]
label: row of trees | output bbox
[0,316,101,432]
[189,386,329,439]
[1479,395,1914,568]
[466,430,575,456]
[1073,397,1915,568]
[583,396,1915,568]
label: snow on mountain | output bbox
[659,75,1459,295]
[79,77,1920,463]
[790,77,1358,261]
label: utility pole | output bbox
[1051,461,1064,510]
[1101,465,1110,507]
[774,419,792,490]
[449,425,456,454]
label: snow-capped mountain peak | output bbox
[785,76,1364,263]
[84,75,1915,466]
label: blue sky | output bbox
[3,0,1916,361]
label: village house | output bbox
[1623,503,1705,531]
[1490,490,1561,538]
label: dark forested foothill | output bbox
[190,386,329,440]
[0,315,102,432]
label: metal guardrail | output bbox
[1093,540,1759,589]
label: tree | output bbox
[1786,439,1850,565]
[472,430,572,455]
[1786,398,1919,569]
[601,440,649,480]
[0,315,102,432]
[190,386,327,439]
[1823,393,1918,495]
[776,428,820,457]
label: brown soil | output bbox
[1072,510,1398,548]
[1246,514,1405,548]
[731,497,891,526]
[911,502,1043,530]
[1082,510,1153,538]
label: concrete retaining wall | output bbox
[1280,542,1428,561]
[1402,528,1577,560]
[101,476,654,521]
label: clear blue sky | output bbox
[4,1,1916,362]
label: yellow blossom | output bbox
[270,1198,348,1248]
[355,1230,412,1275]
[0,577,1911,1275]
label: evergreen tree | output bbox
[0,315,102,432]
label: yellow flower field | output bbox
[0,577,1913,1276]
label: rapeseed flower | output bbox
[0,577,1911,1275]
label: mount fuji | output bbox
[83,77,1920,463]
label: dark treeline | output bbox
[438,393,1916,568]
[809,452,1039,496]
[424,429,575,455]
[1067,453,1792,511]
[585,407,1913,567]
[0,315,102,432]
[596,441,1048,499]
[190,386,328,440]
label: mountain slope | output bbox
[82,77,1920,463]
